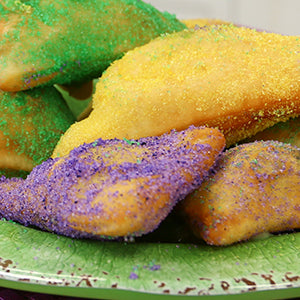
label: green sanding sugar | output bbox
[0,86,75,173]
[0,169,29,179]
[0,0,186,89]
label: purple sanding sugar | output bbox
[150,264,161,271]
[129,272,139,280]
[0,126,224,239]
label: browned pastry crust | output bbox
[181,140,300,245]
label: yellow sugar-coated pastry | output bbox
[180,140,300,246]
[182,18,231,29]
[0,87,75,177]
[0,126,225,239]
[0,0,186,92]
[243,116,300,148]
[52,25,300,158]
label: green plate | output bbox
[0,219,299,299]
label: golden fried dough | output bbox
[0,0,185,91]
[180,141,300,246]
[0,126,225,239]
[52,25,300,158]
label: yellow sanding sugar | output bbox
[53,24,300,157]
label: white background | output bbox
[145,0,300,35]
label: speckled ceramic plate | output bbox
[0,218,299,300]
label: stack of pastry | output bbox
[0,0,299,245]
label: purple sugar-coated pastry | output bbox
[0,126,224,239]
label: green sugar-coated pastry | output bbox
[0,0,186,91]
[0,86,75,177]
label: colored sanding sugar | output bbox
[0,0,186,90]
[0,86,75,174]
[0,126,224,239]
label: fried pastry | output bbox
[0,0,186,91]
[0,87,75,177]
[0,126,225,239]
[180,140,300,246]
[52,25,300,158]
